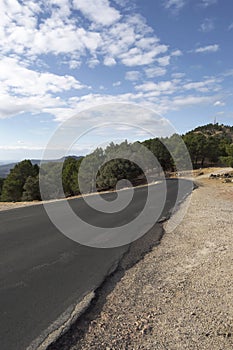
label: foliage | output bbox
[182,124,233,168]
[0,178,5,196]
[142,137,173,171]
[22,175,41,201]
[78,142,145,192]
[39,162,64,200]
[219,143,233,167]
[2,123,233,202]
[62,157,83,196]
[1,160,39,202]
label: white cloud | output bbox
[135,82,160,92]
[135,80,176,95]
[125,71,141,81]
[69,60,81,69]
[183,78,221,93]
[0,56,86,96]
[171,72,185,79]
[101,22,137,58]
[0,91,63,119]
[200,18,215,32]
[119,45,168,66]
[200,0,217,7]
[113,81,121,87]
[156,56,171,66]
[173,95,215,107]
[0,55,88,119]
[195,44,219,53]
[0,145,45,151]
[228,23,233,30]
[144,67,167,78]
[136,37,160,50]
[32,25,102,57]
[0,1,171,71]
[50,86,220,122]
[0,0,226,127]
[88,58,100,68]
[0,2,103,59]
[222,69,233,77]
[171,49,182,56]
[104,57,117,66]
[101,15,168,67]
[163,0,186,13]
[50,93,148,122]
[73,0,121,26]
[214,100,225,106]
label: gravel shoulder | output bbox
[49,172,233,350]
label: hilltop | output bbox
[189,123,233,142]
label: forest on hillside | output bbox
[1,123,233,202]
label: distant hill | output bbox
[0,156,82,178]
[190,123,233,142]
[0,163,17,178]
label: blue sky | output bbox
[0,0,233,161]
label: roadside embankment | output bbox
[48,172,233,349]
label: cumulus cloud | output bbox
[67,59,80,69]
[88,58,100,68]
[119,45,168,66]
[101,17,169,67]
[171,49,182,56]
[171,72,185,79]
[214,100,225,106]
[0,92,62,119]
[183,78,221,92]
[163,0,186,13]
[48,86,221,124]
[0,55,87,119]
[0,0,180,124]
[104,57,117,66]
[173,95,215,107]
[144,67,167,78]
[156,56,171,66]
[0,1,171,71]
[200,18,215,32]
[135,80,177,95]
[195,44,219,53]
[125,71,141,81]
[0,0,225,127]
[73,0,121,26]
[0,56,86,96]
[200,0,217,7]
[0,1,103,59]
[113,81,121,87]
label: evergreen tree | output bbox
[1,160,38,201]
[62,157,82,196]
[0,178,5,198]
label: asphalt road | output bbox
[0,179,192,350]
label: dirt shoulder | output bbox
[49,171,233,350]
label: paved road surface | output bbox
[0,179,192,350]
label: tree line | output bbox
[1,123,233,202]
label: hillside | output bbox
[190,123,233,142]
